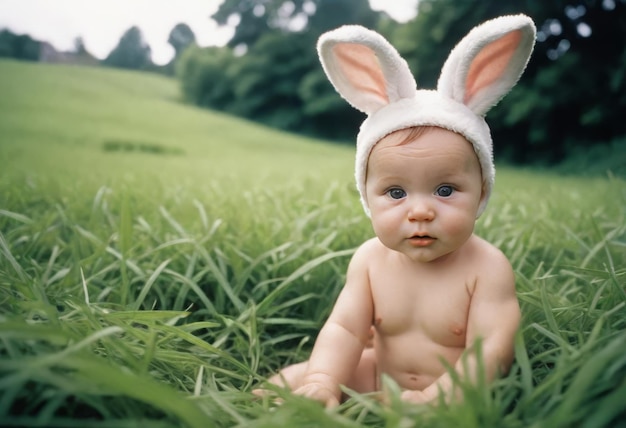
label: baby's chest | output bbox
[371,279,471,344]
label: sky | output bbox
[0,0,418,65]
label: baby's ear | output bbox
[438,15,536,116]
[317,25,417,116]
[478,180,489,215]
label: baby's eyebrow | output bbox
[377,173,411,181]
[432,169,467,181]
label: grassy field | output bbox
[0,59,625,427]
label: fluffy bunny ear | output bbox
[438,14,536,116]
[317,25,417,115]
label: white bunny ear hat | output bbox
[317,14,536,217]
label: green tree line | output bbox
[0,29,40,60]
[0,23,193,73]
[177,0,626,168]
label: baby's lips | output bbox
[408,235,436,247]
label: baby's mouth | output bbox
[408,235,436,247]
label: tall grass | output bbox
[1,59,625,427]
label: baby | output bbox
[262,15,536,407]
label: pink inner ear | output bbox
[464,30,522,104]
[333,43,389,106]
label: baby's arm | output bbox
[294,242,374,406]
[403,249,520,404]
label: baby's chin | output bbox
[387,243,457,264]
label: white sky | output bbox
[0,0,417,65]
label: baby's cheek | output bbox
[371,214,399,245]
[445,209,476,237]
[373,221,395,245]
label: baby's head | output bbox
[317,15,536,217]
[353,89,496,218]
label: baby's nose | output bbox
[407,197,435,221]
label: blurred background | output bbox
[1,0,624,175]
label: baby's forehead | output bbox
[367,127,482,175]
[371,128,474,158]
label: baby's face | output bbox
[365,127,485,263]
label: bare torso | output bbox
[366,235,484,391]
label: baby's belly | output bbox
[375,332,464,391]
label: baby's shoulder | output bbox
[354,237,388,258]
[348,237,390,269]
[466,235,515,290]
[467,235,511,268]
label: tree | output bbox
[200,0,381,138]
[212,0,309,49]
[212,0,381,48]
[228,30,317,130]
[0,29,40,61]
[168,23,196,58]
[0,30,12,57]
[177,45,236,109]
[103,26,152,70]
[73,37,87,55]
[306,0,380,33]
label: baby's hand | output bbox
[293,382,340,408]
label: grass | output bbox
[0,59,625,427]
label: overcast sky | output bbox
[0,0,418,65]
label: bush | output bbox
[177,45,236,109]
[554,137,626,178]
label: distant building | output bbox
[39,41,99,65]
[39,41,72,62]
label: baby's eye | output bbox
[387,188,407,200]
[435,185,454,197]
